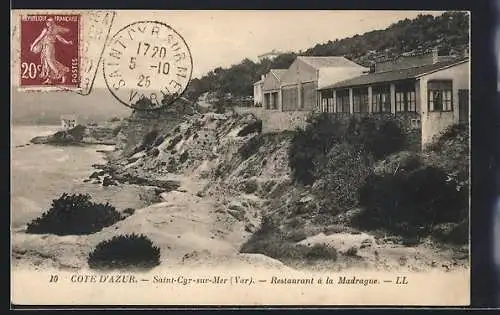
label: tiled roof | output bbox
[298,56,363,69]
[319,57,468,90]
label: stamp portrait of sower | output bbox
[30,17,74,85]
[20,14,80,88]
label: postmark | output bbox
[78,11,116,95]
[102,21,193,110]
[20,14,81,89]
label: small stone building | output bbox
[61,115,77,130]
[262,69,287,110]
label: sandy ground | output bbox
[11,173,289,271]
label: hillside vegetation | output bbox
[185,11,469,101]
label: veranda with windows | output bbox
[318,79,422,116]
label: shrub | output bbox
[287,229,308,242]
[237,120,263,137]
[345,116,406,159]
[88,234,161,270]
[153,135,166,146]
[238,135,265,160]
[289,113,343,185]
[166,134,183,150]
[138,129,159,152]
[26,193,123,235]
[344,246,358,256]
[179,151,189,164]
[355,166,466,238]
[314,142,373,214]
[123,208,135,216]
[305,243,338,260]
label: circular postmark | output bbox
[103,21,193,110]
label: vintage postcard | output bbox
[11,10,470,306]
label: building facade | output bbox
[61,115,77,130]
[317,57,470,148]
[279,56,369,112]
[262,69,287,110]
[253,74,265,106]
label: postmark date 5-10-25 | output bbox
[103,21,193,110]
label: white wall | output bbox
[419,61,469,146]
[253,83,263,105]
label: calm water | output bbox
[11,125,111,228]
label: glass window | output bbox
[372,85,391,113]
[336,89,350,113]
[395,82,417,112]
[428,80,453,112]
[353,88,369,113]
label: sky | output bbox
[11,10,447,89]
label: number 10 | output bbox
[156,62,170,75]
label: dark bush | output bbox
[314,142,373,214]
[345,116,406,159]
[355,166,466,238]
[305,243,338,260]
[179,151,189,164]
[153,135,165,146]
[88,234,161,270]
[240,215,338,262]
[139,129,159,151]
[26,193,123,235]
[289,113,343,185]
[123,208,135,216]
[237,120,263,137]
[238,134,265,160]
[151,148,160,157]
[166,134,183,150]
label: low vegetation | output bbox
[243,119,469,262]
[289,113,406,185]
[26,193,123,236]
[88,234,161,270]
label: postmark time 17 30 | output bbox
[103,21,193,110]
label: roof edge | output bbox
[318,57,469,91]
[415,58,469,78]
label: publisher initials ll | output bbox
[396,276,408,285]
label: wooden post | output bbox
[368,86,373,113]
[349,88,354,114]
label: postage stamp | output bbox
[103,21,193,110]
[14,10,115,93]
[20,14,81,89]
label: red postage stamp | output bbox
[20,14,80,88]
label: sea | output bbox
[11,125,112,229]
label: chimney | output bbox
[432,47,439,64]
[261,74,265,81]
[369,63,376,73]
